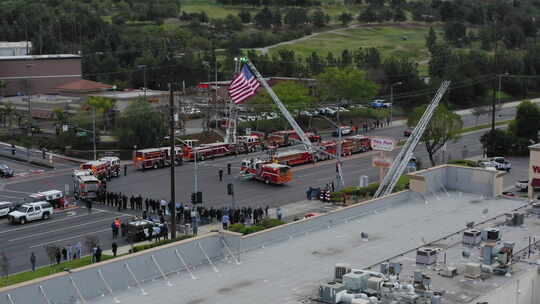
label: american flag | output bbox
[228,64,260,104]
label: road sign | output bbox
[371,137,394,152]
[62,124,68,132]
[76,131,87,137]
[372,156,393,168]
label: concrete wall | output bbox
[409,165,501,198]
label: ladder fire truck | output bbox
[99,156,121,177]
[80,160,110,180]
[133,146,182,170]
[182,142,235,161]
[240,158,292,184]
[273,149,314,166]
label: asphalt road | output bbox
[0,102,530,274]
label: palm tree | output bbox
[86,96,114,132]
[52,108,68,135]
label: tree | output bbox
[471,105,490,126]
[116,98,167,149]
[86,96,114,132]
[358,7,377,23]
[512,100,540,142]
[238,10,251,23]
[254,7,273,28]
[425,26,437,53]
[338,12,353,26]
[1,102,16,136]
[393,8,406,22]
[444,21,467,46]
[311,9,328,28]
[315,67,379,103]
[52,108,68,135]
[408,104,463,166]
[250,81,315,113]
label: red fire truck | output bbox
[133,147,182,170]
[80,160,110,179]
[182,142,235,161]
[273,149,314,166]
[240,159,292,184]
[341,135,371,155]
[99,156,121,177]
[237,135,263,153]
[267,130,320,147]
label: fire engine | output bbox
[73,174,101,200]
[133,147,182,170]
[237,135,262,153]
[240,158,292,184]
[80,160,110,179]
[341,135,371,155]
[265,130,320,148]
[182,142,235,161]
[99,156,121,177]
[273,149,314,166]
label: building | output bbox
[56,79,113,96]
[0,54,82,96]
[528,143,540,199]
[1,165,538,304]
[0,41,31,56]
[90,89,169,112]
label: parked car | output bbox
[490,157,512,171]
[370,99,392,109]
[0,202,14,217]
[8,201,54,224]
[332,126,353,137]
[0,164,14,177]
[515,180,540,192]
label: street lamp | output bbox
[390,81,402,125]
[497,72,510,105]
[137,65,147,98]
[314,115,344,189]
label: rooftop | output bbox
[0,41,31,48]
[92,89,167,99]
[0,54,81,61]
[56,79,112,92]
[89,192,528,304]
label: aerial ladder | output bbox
[373,81,451,199]
[243,59,346,187]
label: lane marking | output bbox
[29,228,111,248]
[0,210,106,235]
[8,215,128,242]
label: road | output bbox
[0,101,531,274]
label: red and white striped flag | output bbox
[228,65,260,104]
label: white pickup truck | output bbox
[478,157,511,172]
[8,201,54,224]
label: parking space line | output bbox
[29,228,112,248]
[0,210,106,235]
[8,215,128,242]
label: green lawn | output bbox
[0,255,113,288]
[269,24,436,61]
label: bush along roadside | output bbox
[130,235,193,253]
[447,159,478,167]
[330,175,410,202]
[228,218,285,235]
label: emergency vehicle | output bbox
[341,135,371,155]
[237,135,262,153]
[133,147,182,170]
[28,190,64,208]
[182,142,234,161]
[99,156,121,177]
[266,130,320,147]
[273,149,314,166]
[240,158,292,184]
[73,174,101,200]
[80,160,110,179]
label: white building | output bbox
[0,41,31,56]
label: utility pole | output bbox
[491,76,496,157]
[138,65,147,98]
[169,83,177,239]
[92,107,96,160]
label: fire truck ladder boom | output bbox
[373,80,451,199]
[245,60,314,153]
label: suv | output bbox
[0,202,14,217]
[8,201,54,224]
[0,164,14,177]
[490,157,512,172]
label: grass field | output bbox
[269,24,438,61]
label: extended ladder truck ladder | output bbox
[373,81,451,199]
[245,59,345,186]
[224,63,242,144]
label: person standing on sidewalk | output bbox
[218,169,223,182]
[95,246,102,262]
[112,242,118,257]
[30,252,36,272]
[124,164,127,176]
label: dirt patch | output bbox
[186,299,206,304]
[217,280,253,294]
[312,247,344,257]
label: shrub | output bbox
[330,175,410,201]
[131,235,192,252]
[227,219,285,235]
[448,159,478,167]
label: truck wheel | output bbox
[20,217,26,224]
[153,163,159,169]
[265,178,270,184]
[200,155,205,161]
[42,212,50,220]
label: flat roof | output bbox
[90,192,528,304]
[0,54,81,61]
[92,90,167,99]
[0,41,31,48]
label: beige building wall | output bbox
[528,144,540,200]
[408,175,426,193]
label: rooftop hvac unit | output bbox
[463,262,481,279]
[462,229,481,246]
[335,263,352,282]
[366,276,384,293]
[319,281,346,304]
[431,294,442,304]
[481,228,500,242]
[343,271,370,292]
[416,247,438,265]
